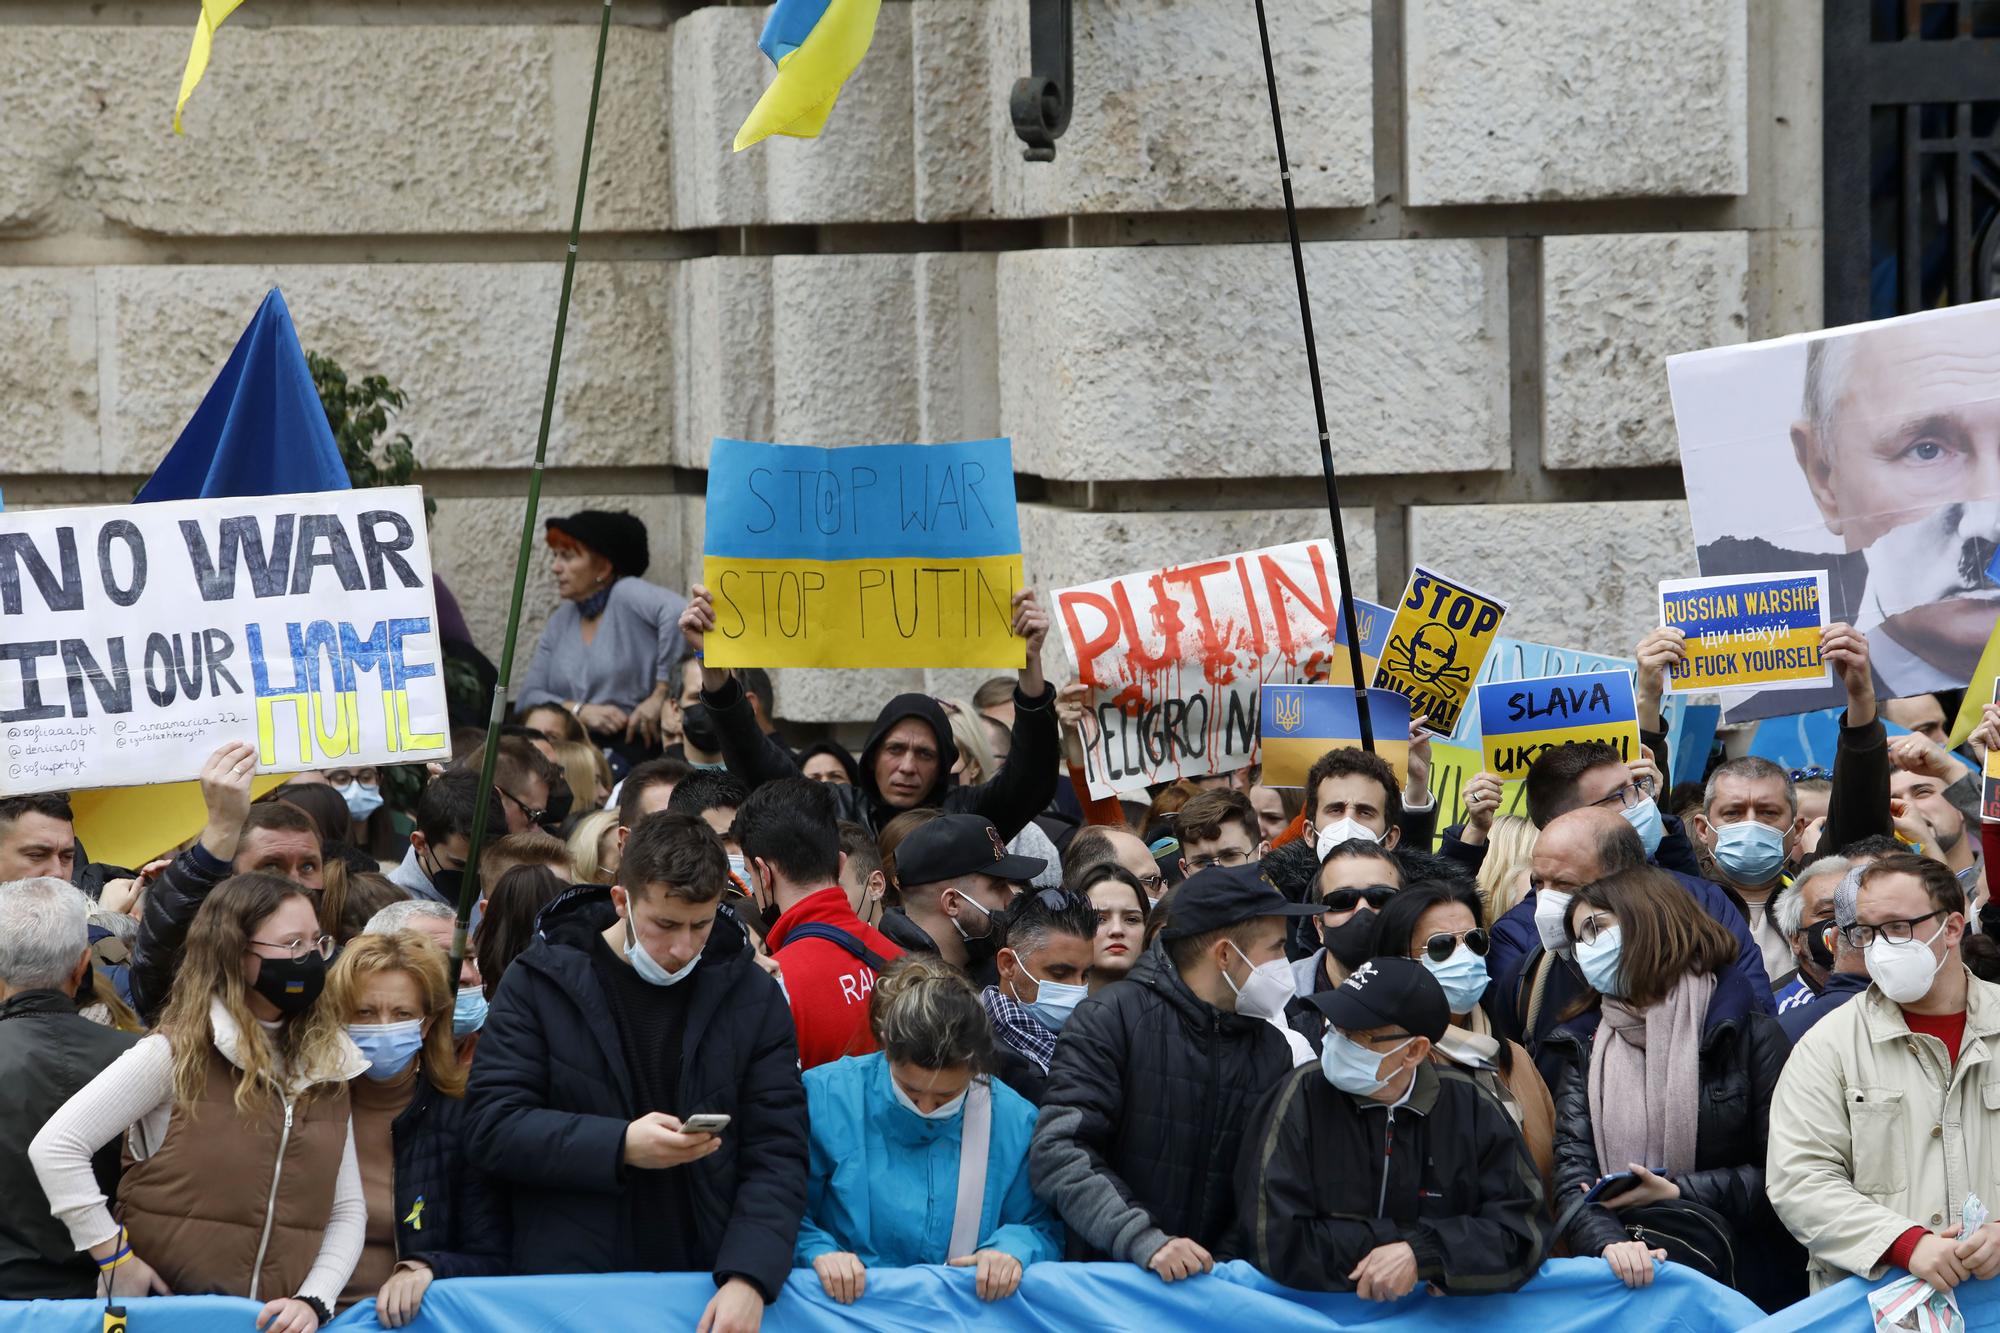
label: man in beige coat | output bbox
[1768,853,2000,1295]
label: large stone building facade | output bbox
[1,0,1818,729]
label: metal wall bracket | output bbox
[1010,0,1072,161]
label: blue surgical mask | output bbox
[1710,819,1786,886]
[1320,1029,1412,1096]
[452,986,488,1037]
[1623,797,1665,859]
[338,780,384,821]
[1007,950,1088,1031]
[1575,925,1625,998]
[625,917,699,987]
[1421,943,1490,1016]
[347,1020,424,1080]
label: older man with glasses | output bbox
[1769,852,2000,1296]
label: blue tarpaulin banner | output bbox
[1745,1267,2000,1331]
[0,1260,1766,1332]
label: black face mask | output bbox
[539,777,574,836]
[1803,919,1837,973]
[681,703,722,754]
[1323,909,1379,970]
[250,951,326,1016]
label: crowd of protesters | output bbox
[3,507,2000,1332]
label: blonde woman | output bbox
[327,930,506,1324]
[1476,814,1537,923]
[552,739,612,816]
[31,873,366,1333]
[566,808,621,884]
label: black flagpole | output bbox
[1249,0,1375,752]
[450,0,615,981]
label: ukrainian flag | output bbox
[175,0,246,133]
[734,0,882,149]
[1258,685,1410,790]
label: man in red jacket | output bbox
[735,777,903,1068]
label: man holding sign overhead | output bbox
[682,439,1057,839]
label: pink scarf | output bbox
[1587,970,1715,1179]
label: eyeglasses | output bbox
[1187,847,1253,872]
[1133,869,1166,894]
[498,787,548,826]
[1417,928,1489,963]
[1574,911,1618,947]
[1587,775,1658,812]
[1840,909,1945,951]
[1321,884,1397,914]
[247,933,336,962]
[324,768,379,787]
[1789,766,1832,782]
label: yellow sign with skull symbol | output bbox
[1371,566,1509,736]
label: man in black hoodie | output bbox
[676,584,1060,838]
[463,813,806,1333]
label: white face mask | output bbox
[1867,917,1950,1005]
[1224,941,1296,1020]
[1315,817,1379,861]
[1533,890,1574,954]
[889,1076,968,1121]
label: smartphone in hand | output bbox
[680,1113,732,1135]
[1583,1171,1639,1204]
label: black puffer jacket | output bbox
[1547,966,1804,1311]
[703,675,1058,838]
[1029,943,1293,1265]
[130,841,233,1023]
[462,887,807,1298]
[390,1073,510,1280]
[0,991,140,1298]
[1230,1060,1548,1294]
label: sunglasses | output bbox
[1417,928,1489,964]
[1321,884,1398,914]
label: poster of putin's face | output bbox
[1669,299,2000,721]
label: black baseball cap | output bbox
[894,813,1046,887]
[1156,863,1324,941]
[1309,957,1450,1042]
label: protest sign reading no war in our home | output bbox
[1475,669,1640,780]
[1370,566,1508,735]
[0,487,449,796]
[1055,539,1362,798]
[1658,570,1831,693]
[701,438,1025,670]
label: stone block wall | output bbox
[0,0,1820,735]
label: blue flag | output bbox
[137,288,349,502]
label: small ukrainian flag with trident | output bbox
[174,0,247,133]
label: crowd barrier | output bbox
[1,1259,1768,1332]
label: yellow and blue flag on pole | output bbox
[76,289,344,867]
[733,0,882,150]
[175,0,246,133]
[1257,686,1411,791]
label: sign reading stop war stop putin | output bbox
[700,438,1026,669]
[1370,566,1509,736]
[1055,539,1371,799]
[1658,570,1832,692]
[0,487,449,796]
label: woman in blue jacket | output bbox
[799,955,1062,1303]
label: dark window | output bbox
[1826,1,2000,322]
